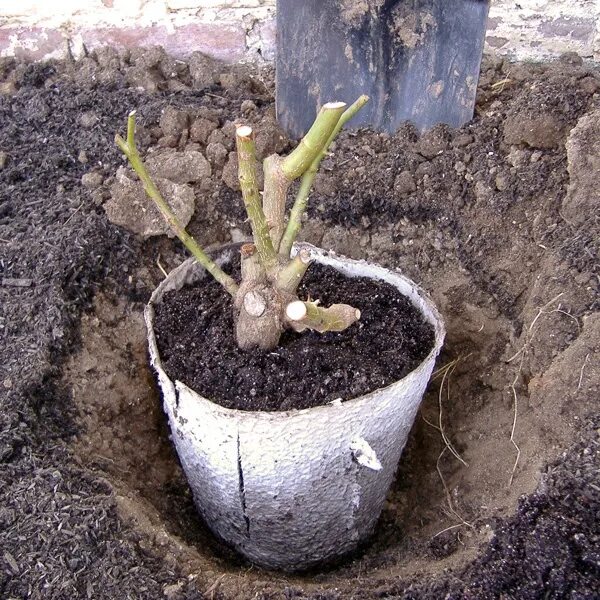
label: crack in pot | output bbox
[236,431,251,537]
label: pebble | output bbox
[81,171,104,190]
[454,161,466,174]
[0,81,17,95]
[530,151,543,163]
[159,106,189,137]
[495,173,510,191]
[205,142,228,168]
[452,133,474,148]
[241,100,257,115]
[394,171,416,195]
[79,111,99,128]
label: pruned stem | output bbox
[115,111,238,297]
[240,243,265,284]
[276,249,312,293]
[235,126,278,273]
[281,102,347,181]
[263,102,348,250]
[285,300,361,333]
[279,95,369,257]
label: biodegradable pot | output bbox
[145,243,445,571]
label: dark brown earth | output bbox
[0,48,598,599]
[153,260,435,411]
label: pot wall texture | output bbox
[0,0,599,63]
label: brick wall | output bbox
[487,0,599,61]
[0,0,598,63]
[0,0,277,62]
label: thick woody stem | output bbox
[285,300,361,333]
[281,102,347,181]
[279,95,369,257]
[115,111,239,297]
[235,126,278,273]
[238,244,267,317]
[276,249,312,293]
[235,242,282,350]
[262,155,291,250]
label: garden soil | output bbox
[0,48,598,599]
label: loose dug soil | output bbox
[153,260,435,411]
[0,47,598,599]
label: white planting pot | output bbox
[145,243,445,571]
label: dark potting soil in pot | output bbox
[153,260,435,411]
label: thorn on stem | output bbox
[241,243,256,258]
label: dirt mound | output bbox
[0,48,598,599]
